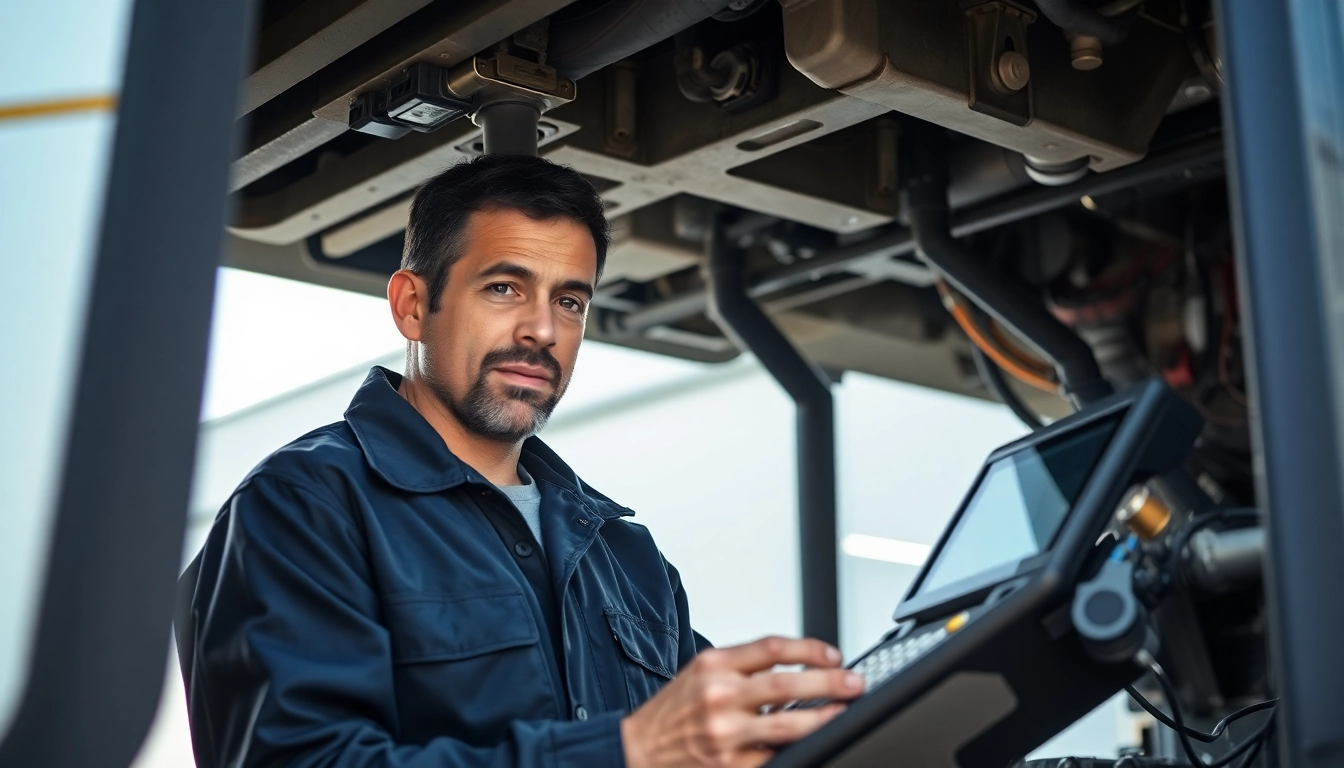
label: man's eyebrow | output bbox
[477,261,536,281]
[477,261,594,299]
[557,279,595,299]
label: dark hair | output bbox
[401,154,609,312]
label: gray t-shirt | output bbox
[498,463,543,547]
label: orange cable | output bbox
[936,281,1059,393]
[988,320,1053,377]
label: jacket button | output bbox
[575,705,589,721]
[513,541,533,558]
[577,517,589,526]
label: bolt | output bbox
[997,50,1031,91]
[1183,82,1213,101]
[1069,34,1103,70]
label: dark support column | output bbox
[1217,2,1344,766]
[706,220,840,647]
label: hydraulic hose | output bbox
[905,121,1113,406]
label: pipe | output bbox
[1184,527,1264,595]
[548,0,735,81]
[1033,0,1130,46]
[615,136,1225,335]
[706,215,839,647]
[904,121,1113,405]
[476,101,541,156]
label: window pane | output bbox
[0,0,133,740]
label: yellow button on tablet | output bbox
[945,612,970,633]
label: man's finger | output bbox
[740,704,847,747]
[730,747,777,768]
[738,668,865,709]
[711,636,843,674]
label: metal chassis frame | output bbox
[0,0,252,764]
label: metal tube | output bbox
[1184,527,1264,595]
[904,121,1113,405]
[706,219,839,646]
[548,0,734,81]
[616,137,1224,335]
[476,101,541,156]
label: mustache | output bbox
[480,345,563,384]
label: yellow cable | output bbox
[0,95,117,124]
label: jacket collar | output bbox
[344,366,631,519]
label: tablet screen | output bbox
[914,415,1120,598]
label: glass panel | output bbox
[0,0,133,740]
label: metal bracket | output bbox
[963,0,1037,127]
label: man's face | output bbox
[415,207,597,442]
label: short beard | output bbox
[430,346,566,442]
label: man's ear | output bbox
[388,270,429,342]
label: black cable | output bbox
[1135,653,1276,768]
[1233,718,1272,768]
[970,344,1045,430]
[1124,684,1278,742]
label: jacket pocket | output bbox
[384,589,554,741]
[605,608,678,710]
[385,589,539,663]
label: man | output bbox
[183,155,863,768]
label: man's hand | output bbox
[620,636,865,768]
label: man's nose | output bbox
[515,295,557,347]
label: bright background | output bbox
[129,267,1143,766]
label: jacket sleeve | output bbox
[660,554,714,661]
[186,473,625,768]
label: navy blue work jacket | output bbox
[182,366,705,768]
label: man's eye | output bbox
[559,297,585,312]
[488,284,515,295]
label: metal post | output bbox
[706,218,839,647]
[1217,1,1344,766]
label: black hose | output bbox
[1034,0,1130,46]
[970,345,1044,430]
[904,121,1113,406]
[548,0,734,80]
